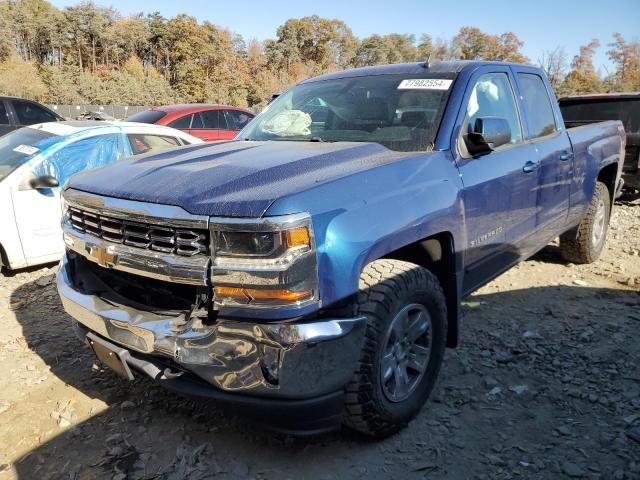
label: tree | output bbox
[417,34,433,61]
[562,39,602,95]
[0,54,47,99]
[452,27,488,60]
[538,47,569,93]
[485,32,529,63]
[607,33,640,91]
[266,16,357,73]
[452,27,528,62]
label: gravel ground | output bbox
[0,197,639,480]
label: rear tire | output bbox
[560,181,610,264]
[343,259,447,438]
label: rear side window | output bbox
[168,114,192,129]
[127,134,181,155]
[0,101,9,125]
[225,110,254,130]
[199,110,225,129]
[125,109,168,124]
[517,73,557,139]
[13,100,57,125]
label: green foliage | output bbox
[0,1,635,107]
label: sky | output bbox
[49,0,640,73]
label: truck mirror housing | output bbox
[29,175,59,190]
[464,116,511,156]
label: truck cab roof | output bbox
[303,60,530,84]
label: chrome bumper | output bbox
[57,254,367,399]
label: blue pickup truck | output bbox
[57,61,625,437]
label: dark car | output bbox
[560,93,640,191]
[0,96,63,136]
[125,104,255,142]
[76,111,116,121]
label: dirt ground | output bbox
[0,197,639,480]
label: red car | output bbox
[126,104,255,142]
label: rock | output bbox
[563,462,586,477]
[487,387,502,396]
[0,402,9,414]
[509,385,529,395]
[484,377,498,387]
[36,274,55,287]
[120,400,135,409]
[523,330,543,340]
[556,425,571,436]
[573,279,588,286]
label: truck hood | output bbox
[67,140,412,217]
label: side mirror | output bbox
[29,175,59,190]
[464,117,512,156]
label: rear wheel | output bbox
[560,181,611,264]
[343,259,446,437]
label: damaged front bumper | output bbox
[57,253,367,430]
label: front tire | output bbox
[560,181,611,264]
[343,259,447,437]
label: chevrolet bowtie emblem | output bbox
[87,245,118,268]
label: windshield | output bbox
[239,74,454,152]
[0,128,60,182]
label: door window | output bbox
[465,72,523,146]
[127,134,181,155]
[225,110,253,130]
[32,134,124,185]
[517,73,557,139]
[200,110,224,129]
[13,100,58,125]
[0,101,9,125]
[190,113,205,129]
[168,114,192,129]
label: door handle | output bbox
[560,151,574,161]
[523,161,539,173]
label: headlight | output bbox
[210,213,318,309]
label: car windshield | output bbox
[239,73,453,152]
[0,128,60,182]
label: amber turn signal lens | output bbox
[285,226,310,249]
[216,286,312,303]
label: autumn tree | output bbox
[607,33,640,91]
[562,39,602,95]
[266,16,357,74]
[451,27,528,62]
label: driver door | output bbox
[456,68,538,293]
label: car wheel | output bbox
[560,181,611,264]
[343,259,447,437]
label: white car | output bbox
[0,121,202,271]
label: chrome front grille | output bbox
[68,207,209,257]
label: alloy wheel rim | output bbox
[592,199,607,248]
[380,303,432,403]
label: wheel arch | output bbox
[597,162,618,207]
[379,231,460,348]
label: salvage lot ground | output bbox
[0,198,639,480]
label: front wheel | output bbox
[343,259,447,437]
[560,181,611,264]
